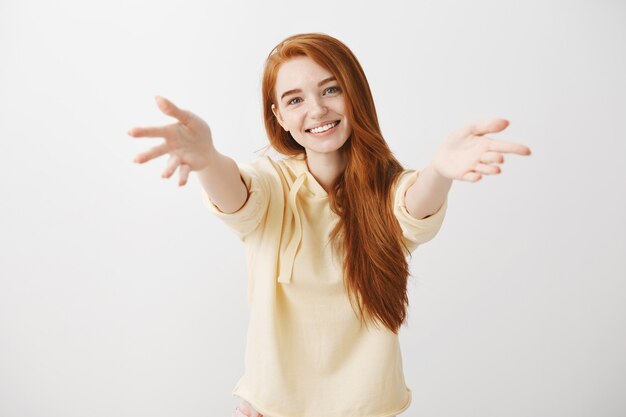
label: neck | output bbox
[304,149,346,192]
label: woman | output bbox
[129,33,531,417]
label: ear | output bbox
[271,104,289,132]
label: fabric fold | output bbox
[277,172,307,284]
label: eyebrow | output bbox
[279,76,337,100]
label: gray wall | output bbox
[1,0,624,416]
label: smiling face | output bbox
[271,56,352,161]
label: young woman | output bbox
[129,33,531,417]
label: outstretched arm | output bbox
[405,119,532,220]
[128,96,248,214]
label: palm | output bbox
[433,119,531,182]
[162,118,214,170]
[128,96,215,186]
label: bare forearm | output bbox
[197,150,248,214]
[405,163,452,220]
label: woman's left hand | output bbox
[432,119,531,182]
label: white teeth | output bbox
[309,121,338,134]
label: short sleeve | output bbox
[394,170,448,254]
[201,162,271,241]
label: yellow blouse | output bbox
[202,154,448,417]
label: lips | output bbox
[305,120,340,133]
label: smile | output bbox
[306,121,340,134]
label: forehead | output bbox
[275,56,333,93]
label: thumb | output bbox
[470,118,509,136]
[155,96,192,125]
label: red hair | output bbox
[261,33,411,333]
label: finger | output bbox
[155,96,192,125]
[162,154,181,179]
[484,138,532,156]
[134,143,169,164]
[128,125,174,139]
[470,118,509,136]
[178,163,191,186]
[462,171,482,182]
[480,151,504,164]
[474,163,501,175]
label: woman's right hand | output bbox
[128,96,216,186]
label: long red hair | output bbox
[261,33,411,333]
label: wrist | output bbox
[199,146,220,170]
[426,161,448,181]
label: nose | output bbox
[307,97,328,118]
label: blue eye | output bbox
[288,97,302,106]
[324,86,340,94]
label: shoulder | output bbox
[244,154,301,175]
[238,154,307,195]
[248,153,308,187]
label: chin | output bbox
[308,139,348,154]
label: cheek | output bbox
[284,112,305,131]
[335,96,347,112]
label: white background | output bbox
[1,1,625,416]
